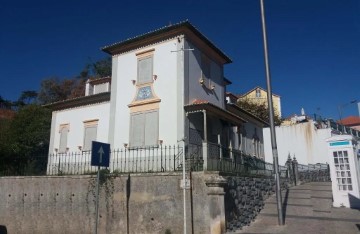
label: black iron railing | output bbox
[46,145,183,175]
[0,143,329,179]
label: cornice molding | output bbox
[44,92,110,111]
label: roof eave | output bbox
[101,21,232,64]
[43,92,111,111]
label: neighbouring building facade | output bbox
[238,86,282,118]
[47,21,268,172]
[263,115,360,165]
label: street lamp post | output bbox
[259,0,284,226]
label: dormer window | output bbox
[85,77,111,96]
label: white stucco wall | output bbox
[263,120,332,165]
[230,123,264,159]
[186,41,224,108]
[49,102,110,153]
[110,38,181,149]
[327,135,360,208]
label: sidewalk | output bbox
[230,182,360,234]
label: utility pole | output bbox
[259,0,284,225]
[171,43,194,234]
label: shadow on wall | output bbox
[0,225,7,234]
[349,193,360,210]
[126,174,131,234]
[282,189,290,224]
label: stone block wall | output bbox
[225,176,288,232]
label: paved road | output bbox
[231,182,360,234]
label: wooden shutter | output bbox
[130,113,145,147]
[144,110,158,146]
[59,127,68,153]
[138,57,153,84]
[83,125,97,151]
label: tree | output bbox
[7,104,51,156]
[237,98,282,125]
[12,90,39,109]
[18,90,38,105]
[37,77,77,104]
[37,56,112,104]
[90,56,112,78]
[0,105,51,175]
[0,96,12,109]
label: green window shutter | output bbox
[144,110,158,146]
[138,57,153,84]
[59,127,68,153]
[83,125,97,151]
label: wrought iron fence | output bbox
[0,143,329,179]
[46,145,183,175]
[297,162,330,182]
[187,143,286,178]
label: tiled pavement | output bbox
[230,182,360,234]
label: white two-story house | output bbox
[47,21,267,173]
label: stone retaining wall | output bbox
[225,177,288,232]
[0,169,326,234]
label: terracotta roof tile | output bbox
[338,116,360,126]
[192,99,209,105]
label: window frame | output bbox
[137,55,154,85]
[58,124,69,153]
[129,109,159,148]
[256,89,261,98]
[201,54,211,85]
[82,119,99,152]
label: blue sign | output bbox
[91,141,110,167]
[330,141,350,146]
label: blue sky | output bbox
[1,0,359,120]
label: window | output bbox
[130,110,159,148]
[201,54,211,85]
[137,56,153,85]
[59,124,69,153]
[83,120,98,151]
[333,150,352,191]
[256,89,261,98]
[94,83,108,94]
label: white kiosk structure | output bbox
[327,135,360,208]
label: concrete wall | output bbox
[0,172,224,234]
[49,102,110,153]
[263,121,332,165]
